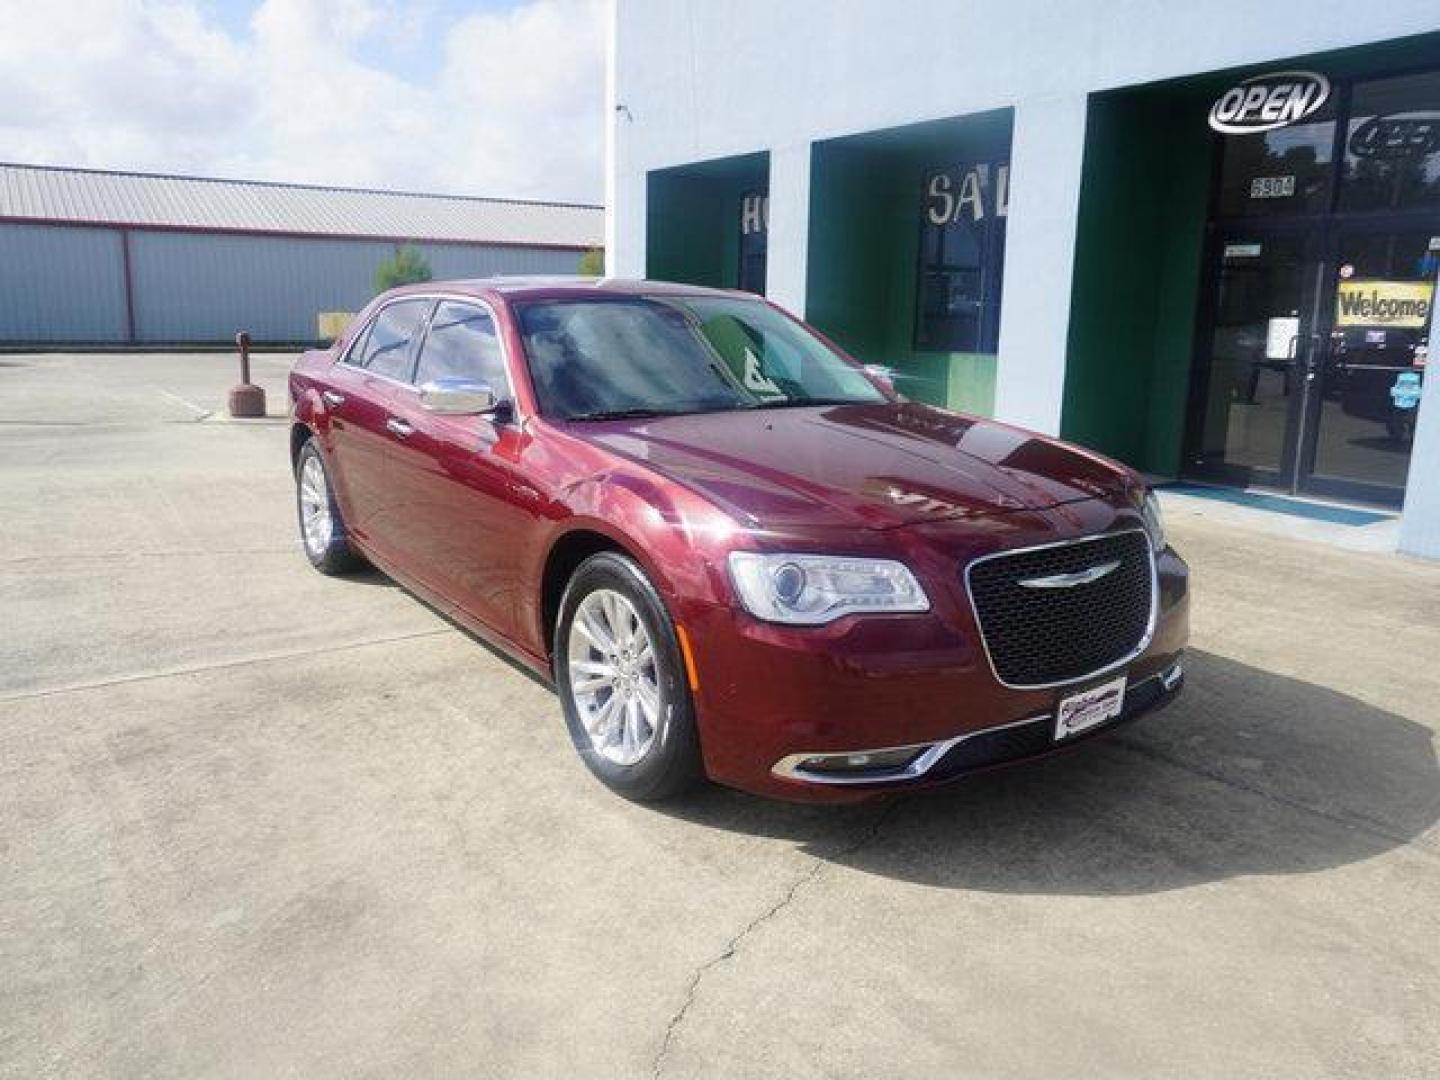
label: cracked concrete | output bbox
[651,800,907,1079]
[2,352,1439,1079]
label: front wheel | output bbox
[554,552,702,802]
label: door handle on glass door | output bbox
[322,390,346,407]
[1301,332,1325,382]
[386,417,414,438]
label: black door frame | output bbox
[1183,217,1327,494]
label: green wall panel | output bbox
[646,153,768,291]
[1063,85,1213,476]
[806,110,1012,415]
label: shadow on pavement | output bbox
[657,649,1440,895]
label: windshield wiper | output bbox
[748,397,870,410]
[568,407,680,421]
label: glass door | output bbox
[1300,223,1435,505]
[1186,226,1327,488]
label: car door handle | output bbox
[386,417,414,438]
[322,390,346,407]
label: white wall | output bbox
[609,0,1439,435]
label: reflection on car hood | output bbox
[579,401,1134,530]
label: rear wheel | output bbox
[555,552,702,801]
[295,439,363,575]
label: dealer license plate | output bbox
[1054,675,1127,741]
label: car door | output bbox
[383,299,531,638]
[321,297,431,559]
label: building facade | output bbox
[0,164,603,346]
[606,0,1440,557]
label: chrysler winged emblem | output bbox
[1017,559,1122,590]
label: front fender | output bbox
[557,469,737,600]
[520,470,741,654]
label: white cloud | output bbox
[0,0,606,203]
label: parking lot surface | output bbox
[2,352,1439,1079]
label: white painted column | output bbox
[764,142,811,316]
[992,94,1090,436]
[1397,267,1440,560]
[604,1,646,278]
[602,0,619,275]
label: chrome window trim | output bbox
[963,524,1159,692]
[771,661,1182,787]
[339,315,374,369]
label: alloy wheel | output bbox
[298,453,333,557]
[566,588,661,766]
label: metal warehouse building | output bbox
[0,163,602,345]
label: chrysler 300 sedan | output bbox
[290,278,1188,803]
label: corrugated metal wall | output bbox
[0,223,129,341]
[0,224,585,344]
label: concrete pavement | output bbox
[1,352,1438,1078]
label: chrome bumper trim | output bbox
[771,658,1183,787]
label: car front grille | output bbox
[965,529,1154,688]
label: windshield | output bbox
[514,295,886,420]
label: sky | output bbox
[0,0,607,204]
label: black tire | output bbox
[294,438,365,575]
[554,552,703,802]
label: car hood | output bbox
[579,402,1134,531]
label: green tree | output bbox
[577,246,605,276]
[374,245,434,293]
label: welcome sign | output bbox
[1335,280,1434,328]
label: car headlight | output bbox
[1139,489,1166,552]
[726,552,930,625]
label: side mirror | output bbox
[418,378,500,415]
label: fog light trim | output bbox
[1160,658,1184,691]
[771,714,1044,786]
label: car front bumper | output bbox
[675,544,1190,803]
[770,656,1184,788]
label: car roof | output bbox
[382,276,759,304]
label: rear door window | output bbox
[352,299,430,383]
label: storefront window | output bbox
[1217,107,1337,217]
[1188,63,1440,507]
[1339,71,1440,213]
[915,161,1007,352]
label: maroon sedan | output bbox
[290,279,1187,803]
